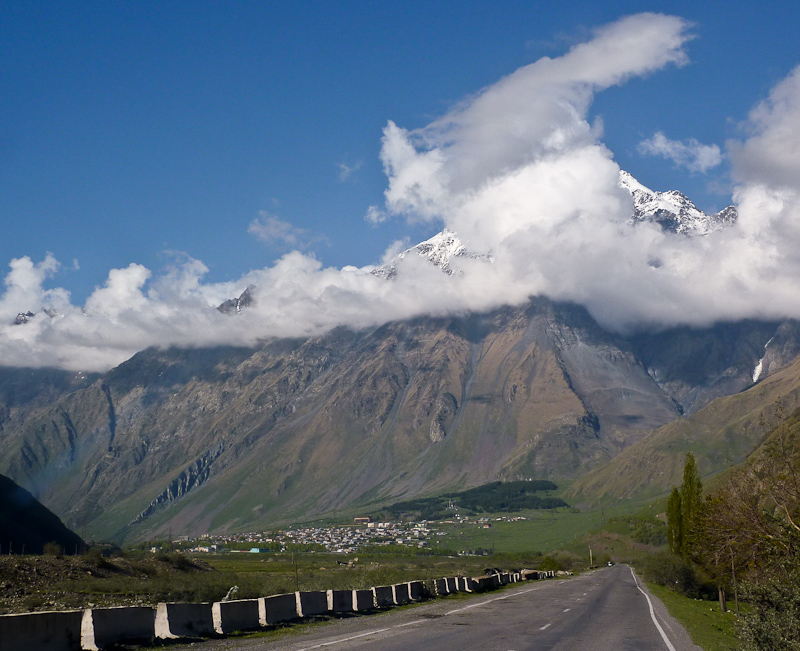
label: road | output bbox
[171,565,701,651]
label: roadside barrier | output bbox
[408,580,426,600]
[296,591,328,617]
[2,565,561,650]
[81,606,156,650]
[211,599,260,634]
[352,589,375,611]
[392,583,410,604]
[327,589,354,613]
[261,593,298,625]
[155,602,214,639]
[0,609,83,651]
[372,584,395,607]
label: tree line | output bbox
[383,480,565,521]
[662,401,800,650]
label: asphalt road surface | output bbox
[172,565,701,651]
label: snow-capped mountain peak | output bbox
[372,228,488,279]
[619,170,737,235]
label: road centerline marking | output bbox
[295,620,423,650]
[445,586,539,615]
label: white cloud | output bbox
[248,211,310,248]
[730,65,800,191]
[379,12,692,218]
[337,160,362,182]
[364,205,388,225]
[5,15,800,372]
[0,255,69,322]
[638,131,722,173]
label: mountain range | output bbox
[2,172,796,544]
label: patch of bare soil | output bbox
[0,553,212,614]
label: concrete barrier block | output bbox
[0,610,82,651]
[455,577,471,592]
[155,602,214,639]
[373,585,394,607]
[408,581,425,600]
[82,606,156,650]
[445,577,458,593]
[212,599,260,634]
[261,593,298,625]
[296,591,328,617]
[392,583,410,604]
[352,589,375,611]
[326,589,354,613]
[499,573,510,585]
[434,578,449,596]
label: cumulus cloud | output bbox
[730,65,800,190]
[380,12,692,216]
[638,131,723,173]
[4,14,800,372]
[0,255,70,322]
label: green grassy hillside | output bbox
[566,355,800,503]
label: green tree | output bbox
[666,487,683,554]
[680,452,703,549]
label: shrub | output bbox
[639,551,702,598]
[738,560,800,651]
[84,547,112,569]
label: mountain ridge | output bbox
[1,297,797,543]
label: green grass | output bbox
[646,582,741,651]
[433,506,643,555]
[203,551,535,593]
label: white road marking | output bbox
[295,620,422,650]
[629,566,677,651]
[445,586,539,615]
[297,579,584,649]
[563,608,571,612]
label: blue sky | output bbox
[2,0,798,302]
[3,2,800,370]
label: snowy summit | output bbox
[619,171,737,236]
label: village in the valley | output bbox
[172,515,529,555]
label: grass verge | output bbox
[646,581,740,651]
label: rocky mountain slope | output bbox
[566,353,800,504]
[1,296,797,543]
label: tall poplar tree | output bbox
[666,487,683,554]
[680,452,703,550]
